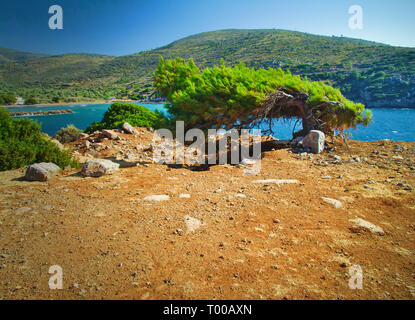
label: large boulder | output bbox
[300,130,325,154]
[25,162,61,181]
[121,123,138,135]
[81,159,119,177]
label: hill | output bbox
[0,46,50,63]
[1,29,414,106]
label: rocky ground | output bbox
[0,127,414,300]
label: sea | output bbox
[5,103,415,142]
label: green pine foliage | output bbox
[0,108,79,171]
[154,57,372,134]
[85,102,164,133]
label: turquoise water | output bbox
[6,103,165,136]
[6,103,415,142]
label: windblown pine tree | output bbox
[154,57,372,138]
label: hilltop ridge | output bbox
[1,29,414,107]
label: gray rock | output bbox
[102,129,119,140]
[300,130,325,154]
[24,162,61,181]
[121,123,138,135]
[81,159,119,177]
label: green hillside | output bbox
[1,29,414,106]
[0,46,50,62]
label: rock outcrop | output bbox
[24,162,61,181]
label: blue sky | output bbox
[0,0,414,56]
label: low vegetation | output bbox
[0,92,16,105]
[0,108,79,171]
[85,102,164,133]
[53,124,83,144]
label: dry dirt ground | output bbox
[0,128,414,300]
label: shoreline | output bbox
[4,100,165,108]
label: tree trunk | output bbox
[293,104,315,138]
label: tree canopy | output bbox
[154,57,372,138]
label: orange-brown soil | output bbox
[0,128,414,300]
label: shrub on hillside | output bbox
[53,124,83,144]
[25,97,38,105]
[0,93,17,105]
[0,108,79,171]
[85,102,165,133]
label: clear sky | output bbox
[0,0,414,56]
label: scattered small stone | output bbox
[349,218,385,235]
[179,193,191,199]
[322,197,342,209]
[241,158,257,165]
[16,207,32,215]
[143,195,170,202]
[330,155,342,162]
[364,185,374,190]
[252,179,299,185]
[173,229,183,236]
[185,215,203,233]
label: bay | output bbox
[6,103,415,142]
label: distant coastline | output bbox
[4,99,166,108]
